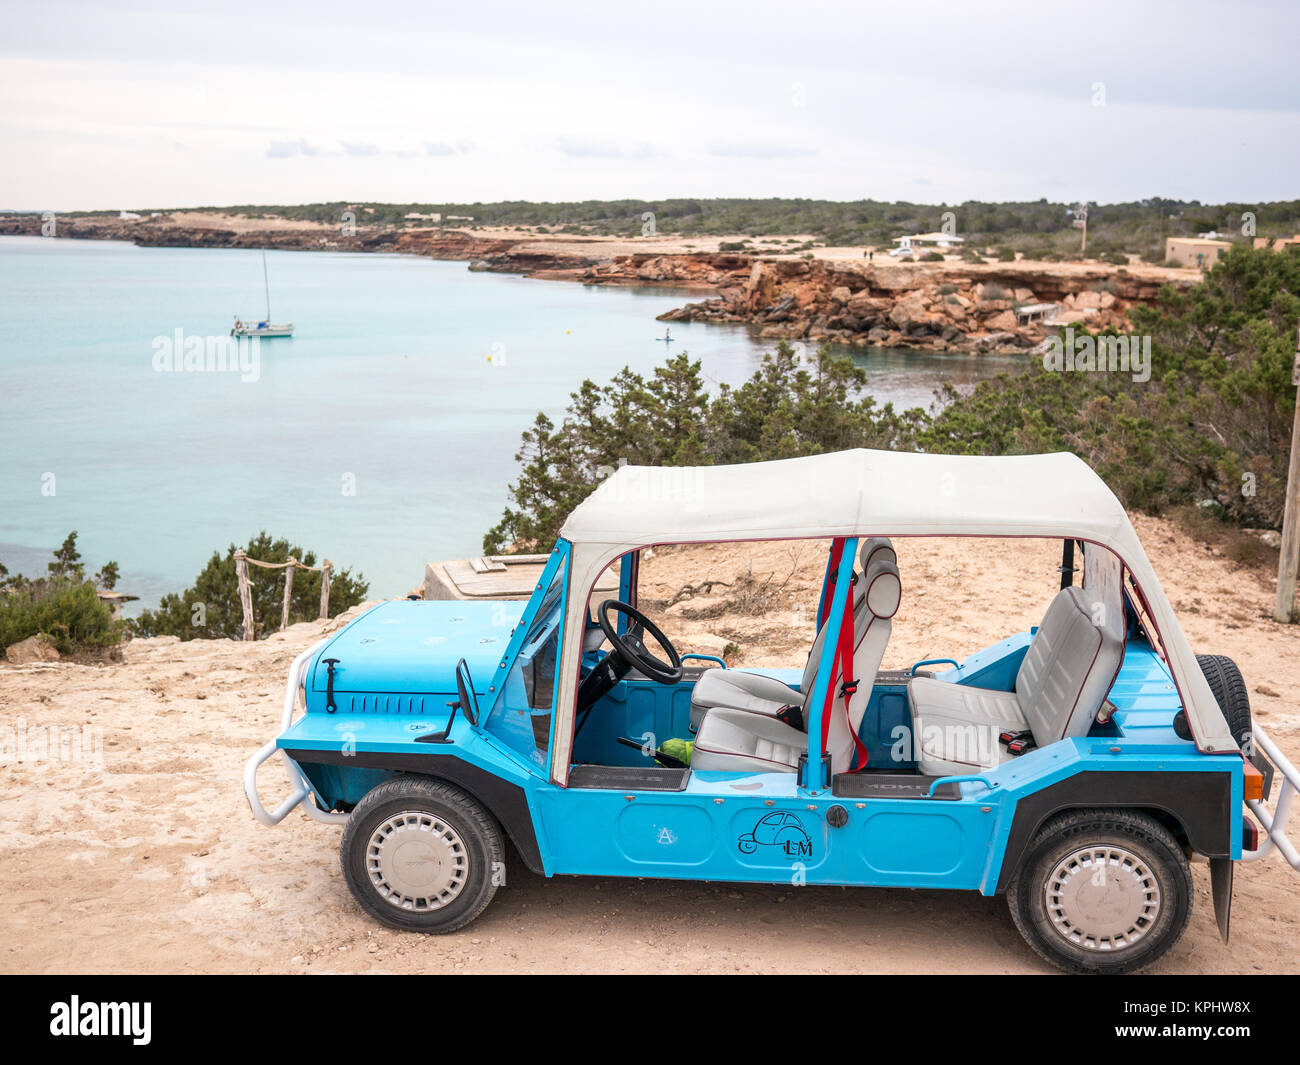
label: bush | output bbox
[995,246,1017,261]
[0,532,125,655]
[0,580,124,656]
[486,246,1299,548]
[919,245,1299,527]
[131,532,369,641]
[483,346,926,552]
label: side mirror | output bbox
[417,657,480,744]
[455,658,480,726]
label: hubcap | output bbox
[367,811,468,912]
[1044,845,1161,952]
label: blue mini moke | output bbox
[245,449,1299,973]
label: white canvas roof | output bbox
[549,450,1238,783]
[560,450,1129,547]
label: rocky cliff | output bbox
[1,214,1193,353]
[654,258,1185,354]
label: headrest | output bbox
[864,558,901,619]
[858,537,896,572]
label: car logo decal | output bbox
[737,811,813,859]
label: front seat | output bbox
[691,555,901,775]
[688,538,896,729]
[907,586,1123,776]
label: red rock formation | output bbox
[0,213,1192,354]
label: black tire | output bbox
[340,776,503,933]
[1196,653,1252,749]
[1007,809,1192,974]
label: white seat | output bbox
[908,586,1123,776]
[693,554,902,775]
[688,538,896,729]
[688,669,803,726]
[691,707,808,773]
[908,679,1026,773]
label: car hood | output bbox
[307,599,526,696]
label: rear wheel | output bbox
[1007,809,1191,974]
[340,776,503,933]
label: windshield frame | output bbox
[480,542,571,771]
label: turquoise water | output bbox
[0,236,1016,609]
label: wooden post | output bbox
[320,560,332,620]
[234,550,255,641]
[281,558,297,632]
[1275,323,1300,624]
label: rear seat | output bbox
[688,538,895,729]
[908,586,1123,775]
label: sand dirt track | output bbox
[2,517,1297,974]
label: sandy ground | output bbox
[161,210,338,234]
[1,516,1296,974]
[126,212,1201,282]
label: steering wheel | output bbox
[574,599,683,734]
[597,599,683,684]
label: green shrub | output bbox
[0,580,124,656]
[0,531,126,656]
[919,245,1299,527]
[483,346,925,552]
[487,246,1298,546]
[131,532,369,641]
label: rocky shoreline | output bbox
[1,213,1196,354]
[654,258,1174,354]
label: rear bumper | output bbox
[1242,724,1300,869]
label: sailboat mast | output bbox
[262,249,271,321]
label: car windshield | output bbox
[483,562,566,767]
[524,567,565,646]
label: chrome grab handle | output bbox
[243,640,348,826]
[1243,724,1300,869]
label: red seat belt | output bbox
[816,539,845,629]
[820,582,871,773]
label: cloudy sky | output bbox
[2,0,1297,210]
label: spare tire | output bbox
[1196,653,1252,749]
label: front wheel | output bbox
[340,776,503,933]
[1007,809,1191,974]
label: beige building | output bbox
[1166,236,1232,268]
[1253,234,1300,251]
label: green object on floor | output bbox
[659,738,693,766]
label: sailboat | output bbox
[232,250,293,338]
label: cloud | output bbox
[557,135,659,159]
[705,139,816,159]
[424,140,474,156]
[265,137,319,159]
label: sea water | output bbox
[0,236,1014,608]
